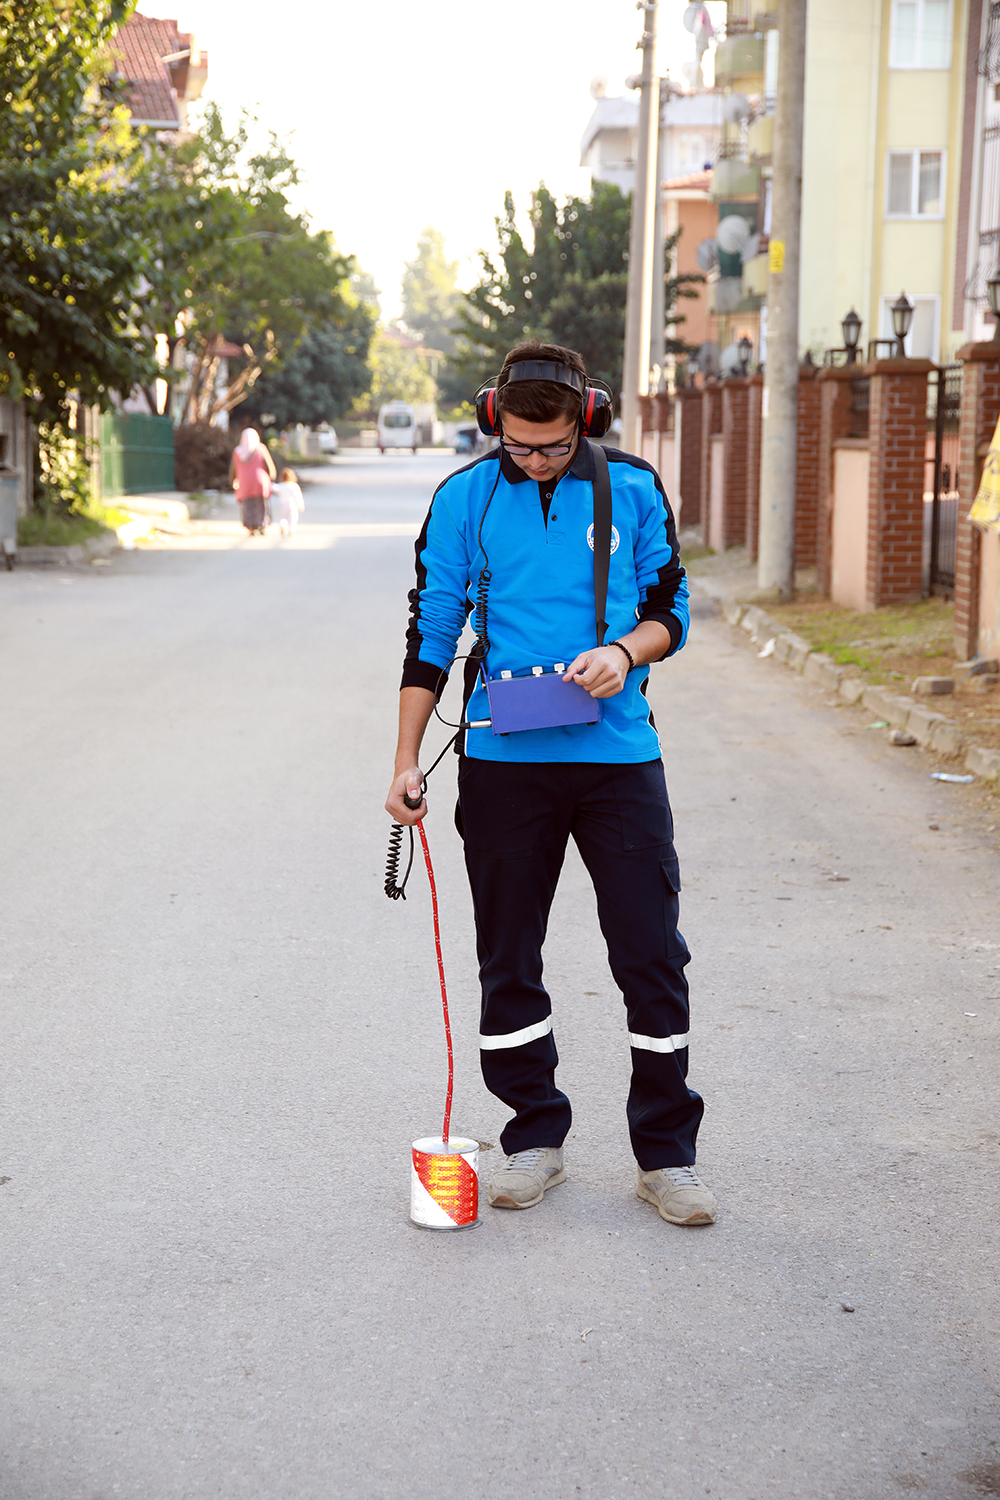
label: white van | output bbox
[377,401,418,453]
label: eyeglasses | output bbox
[501,432,577,458]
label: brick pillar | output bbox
[745,373,764,560]
[721,377,750,549]
[865,358,934,609]
[954,342,1000,658]
[700,382,723,547]
[815,366,856,596]
[795,367,822,570]
[675,389,703,526]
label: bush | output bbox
[173,423,233,491]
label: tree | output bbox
[0,0,157,422]
[452,181,702,401]
[134,105,356,424]
[367,331,435,410]
[401,227,461,355]
[239,297,377,430]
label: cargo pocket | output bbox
[660,852,681,893]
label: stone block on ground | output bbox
[839,676,865,704]
[861,685,892,719]
[912,676,955,696]
[723,599,745,627]
[906,706,949,746]
[965,745,1000,779]
[929,720,964,757]
[970,675,1000,693]
[804,652,846,690]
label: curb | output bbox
[17,530,119,567]
[717,592,1000,783]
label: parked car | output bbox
[454,425,480,455]
[377,402,418,453]
[317,426,338,455]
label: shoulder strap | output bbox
[589,439,612,647]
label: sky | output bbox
[137,0,724,319]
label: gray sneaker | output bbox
[488,1147,566,1209]
[637,1165,717,1226]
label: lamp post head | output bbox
[841,307,862,364]
[737,334,752,374]
[890,291,914,355]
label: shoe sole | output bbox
[636,1180,716,1226]
[488,1167,566,1210]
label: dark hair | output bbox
[495,340,586,424]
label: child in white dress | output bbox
[273,467,305,536]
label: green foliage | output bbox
[239,295,377,429]
[36,421,92,515]
[452,181,702,401]
[0,0,158,421]
[401,227,462,355]
[366,331,435,410]
[134,103,357,424]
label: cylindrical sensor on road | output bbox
[410,1137,481,1230]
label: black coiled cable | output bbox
[384,819,415,900]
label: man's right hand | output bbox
[385,766,427,824]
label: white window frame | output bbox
[878,294,941,361]
[884,148,946,220]
[888,0,953,70]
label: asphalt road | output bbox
[1,450,997,1500]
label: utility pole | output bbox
[621,0,660,457]
[757,0,807,598]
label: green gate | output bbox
[100,412,175,496]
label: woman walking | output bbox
[230,428,276,535]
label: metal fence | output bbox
[925,363,962,597]
[100,412,175,497]
[848,376,870,438]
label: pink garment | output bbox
[232,448,271,500]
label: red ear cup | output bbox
[582,387,613,438]
[475,386,500,436]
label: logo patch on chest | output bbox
[587,523,620,554]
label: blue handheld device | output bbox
[483,665,602,735]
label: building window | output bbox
[889,0,952,69]
[879,294,940,359]
[886,149,944,217]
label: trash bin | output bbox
[0,472,19,569]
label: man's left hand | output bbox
[562,646,629,699]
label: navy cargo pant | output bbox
[457,757,704,1171]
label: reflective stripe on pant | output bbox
[458,757,704,1170]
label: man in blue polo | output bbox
[385,340,716,1227]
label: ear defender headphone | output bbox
[475,359,614,440]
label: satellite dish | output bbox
[680,59,698,85]
[717,214,751,254]
[719,343,742,375]
[740,232,761,264]
[696,237,718,272]
[723,92,751,124]
[683,2,702,33]
[590,75,608,100]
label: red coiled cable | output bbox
[416,821,453,1147]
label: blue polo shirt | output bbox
[401,439,689,763]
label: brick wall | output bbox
[865,359,934,609]
[954,344,1000,657]
[721,378,750,550]
[699,383,723,548]
[815,368,856,596]
[745,375,763,560]
[675,390,703,527]
[795,369,822,571]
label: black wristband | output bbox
[609,639,635,671]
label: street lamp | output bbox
[738,334,752,374]
[890,292,914,357]
[841,307,862,365]
[987,261,1000,340]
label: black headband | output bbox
[500,359,586,395]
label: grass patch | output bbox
[757,594,955,682]
[18,499,129,548]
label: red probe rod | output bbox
[416,821,454,1147]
